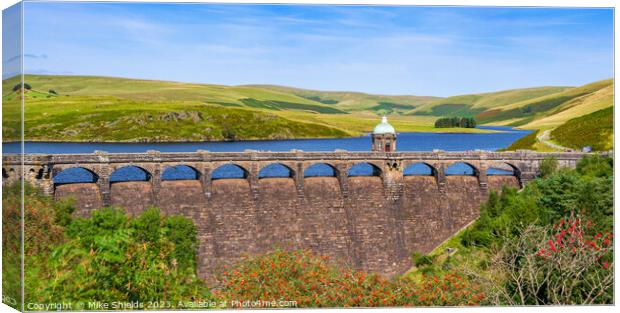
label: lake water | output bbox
[4,126,529,182]
[3,126,530,154]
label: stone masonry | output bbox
[2,150,593,279]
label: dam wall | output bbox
[2,150,588,279]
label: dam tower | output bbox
[371,116,397,152]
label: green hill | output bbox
[2,75,612,146]
[1,75,481,142]
[407,86,571,117]
[476,79,613,126]
[244,84,439,115]
[2,90,353,142]
[550,107,613,151]
[5,75,348,115]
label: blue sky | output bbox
[6,2,615,96]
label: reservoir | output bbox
[2,126,531,154]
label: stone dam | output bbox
[2,150,591,279]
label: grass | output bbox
[408,86,571,116]
[499,130,539,151]
[3,92,354,142]
[244,84,439,113]
[477,79,613,125]
[521,83,613,130]
[2,75,495,142]
[550,107,613,151]
[2,74,611,143]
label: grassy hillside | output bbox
[2,91,353,142]
[3,75,488,142]
[3,75,611,144]
[519,82,613,130]
[550,107,613,151]
[244,84,439,115]
[477,79,613,126]
[5,75,347,115]
[407,86,571,117]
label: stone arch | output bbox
[348,162,382,177]
[109,165,151,182]
[304,163,338,177]
[2,168,8,179]
[487,162,521,177]
[27,167,44,180]
[211,163,249,180]
[53,167,99,185]
[445,162,479,176]
[258,163,295,179]
[403,162,437,176]
[161,164,200,180]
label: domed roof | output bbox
[373,116,395,134]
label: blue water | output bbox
[2,126,530,154]
[5,126,528,183]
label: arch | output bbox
[53,167,99,185]
[212,163,249,180]
[110,165,151,183]
[487,162,519,176]
[259,163,294,179]
[162,165,200,180]
[2,168,8,179]
[348,162,382,177]
[304,163,337,177]
[445,162,478,176]
[403,162,437,176]
[28,168,44,180]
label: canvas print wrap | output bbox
[1,1,614,310]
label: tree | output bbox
[12,83,31,91]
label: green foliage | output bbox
[460,155,613,250]
[539,156,558,177]
[7,186,212,306]
[12,82,31,91]
[163,216,199,271]
[434,116,477,128]
[550,107,613,151]
[577,154,613,178]
[411,252,434,267]
[500,130,538,151]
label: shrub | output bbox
[216,249,485,308]
[539,156,558,177]
[12,82,31,91]
[492,216,613,305]
[32,207,211,305]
